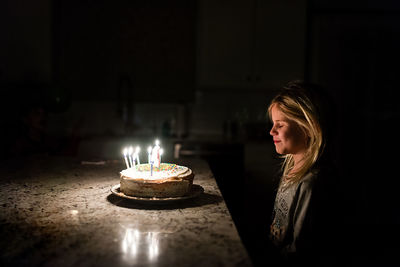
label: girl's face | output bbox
[269,104,308,156]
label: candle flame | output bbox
[147,146,152,153]
[123,148,128,156]
[128,146,133,155]
[155,139,160,146]
[136,146,140,153]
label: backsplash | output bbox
[47,89,272,139]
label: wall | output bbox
[0,0,52,83]
[54,0,196,102]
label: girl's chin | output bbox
[275,149,287,155]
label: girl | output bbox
[268,81,338,265]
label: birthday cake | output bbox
[120,163,195,198]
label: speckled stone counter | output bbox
[0,156,252,267]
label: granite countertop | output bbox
[0,155,252,267]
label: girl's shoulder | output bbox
[298,166,337,197]
[299,169,319,187]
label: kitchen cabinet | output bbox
[55,0,196,102]
[196,0,307,89]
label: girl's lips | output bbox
[273,140,281,143]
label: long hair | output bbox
[268,80,332,187]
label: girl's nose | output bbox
[270,126,276,136]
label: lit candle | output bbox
[128,146,134,168]
[135,146,141,165]
[152,139,161,168]
[132,150,137,168]
[150,160,154,176]
[147,146,152,164]
[123,148,130,169]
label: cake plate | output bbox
[110,184,204,203]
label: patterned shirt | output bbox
[270,170,318,254]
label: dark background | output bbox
[1,0,400,266]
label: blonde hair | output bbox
[268,81,325,187]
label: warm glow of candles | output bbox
[152,140,161,168]
[128,146,134,168]
[135,146,141,165]
[121,141,163,177]
[123,148,130,169]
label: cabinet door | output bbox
[56,0,196,102]
[196,0,255,88]
[254,0,307,88]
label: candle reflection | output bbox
[121,227,160,264]
[147,232,159,261]
[121,228,140,257]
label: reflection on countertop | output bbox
[120,225,161,265]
